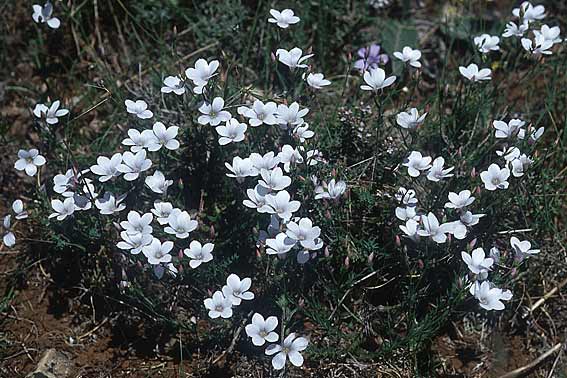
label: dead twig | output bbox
[499,343,562,378]
[529,276,567,313]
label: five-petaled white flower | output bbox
[222,273,254,305]
[90,153,122,182]
[95,192,126,215]
[493,119,525,139]
[510,236,540,260]
[360,67,396,91]
[117,150,152,181]
[204,291,233,319]
[259,167,291,192]
[397,108,427,130]
[445,190,475,209]
[243,185,270,212]
[521,35,554,55]
[534,25,562,44]
[145,170,173,194]
[33,101,69,124]
[264,191,301,221]
[266,232,297,255]
[32,2,61,29]
[146,122,180,151]
[151,201,174,225]
[286,217,322,250]
[459,64,491,82]
[418,213,454,244]
[265,333,309,370]
[480,163,510,191]
[400,219,420,242]
[473,34,500,53]
[225,156,258,181]
[246,313,279,346]
[142,238,173,265]
[238,101,278,127]
[120,211,153,236]
[117,231,152,254]
[216,119,247,145]
[427,157,454,182]
[268,9,300,29]
[511,154,532,177]
[49,197,75,221]
[305,73,331,89]
[276,47,313,70]
[164,209,198,239]
[12,200,28,220]
[393,46,422,68]
[470,281,512,311]
[403,151,432,177]
[15,149,46,177]
[461,248,494,275]
[250,152,280,171]
[315,179,347,200]
[502,21,528,38]
[278,145,304,172]
[293,123,315,142]
[122,129,153,152]
[125,99,153,119]
[184,240,214,268]
[276,103,309,130]
[185,58,219,93]
[512,2,545,23]
[161,76,186,95]
[198,97,232,126]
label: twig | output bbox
[499,343,562,378]
[529,276,567,313]
[546,346,562,378]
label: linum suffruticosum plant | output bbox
[2,0,562,372]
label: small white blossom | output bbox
[276,47,313,69]
[151,201,174,225]
[2,215,15,248]
[95,192,126,215]
[521,35,554,55]
[161,76,185,95]
[204,291,233,319]
[120,211,153,236]
[147,122,180,151]
[292,123,315,142]
[222,274,254,306]
[117,231,152,254]
[185,59,219,90]
[393,46,422,68]
[512,2,545,23]
[470,281,512,311]
[225,156,258,181]
[125,99,153,119]
[265,333,308,370]
[238,100,278,127]
[314,179,347,200]
[90,153,122,182]
[117,150,152,181]
[305,73,331,89]
[493,119,525,139]
[400,219,420,242]
[268,9,300,29]
[395,206,417,222]
[164,209,198,239]
[462,248,494,275]
[473,34,500,53]
[259,167,291,192]
[459,211,485,227]
[33,100,69,124]
[14,149,46,177]
[403,151,432,177]
[427,157,454,182]
[534,25,562,44]
[286,218,322,251]
[396,108,427,130]
[184,241,214,268]
[511,154,533,177]
[278,145,304,172]
[243,185,270,212]
[276,103,309,130]
[122,129,153,152]
[216,119,247,145]
[459,64,491,82]
[48,198,75,221]
[418,213,454,244]
[502,21,528,38]
[142,238,173,265]
[246,314,279,346]
[250,152,280,171]
[145,170,173,194]
[445,190,475,209]
[264,190,301,221]
[480,163,510,191]
[12,200,28,220]
[198,97,232,126]
[496,146,521,162]
[360,67,396,91]
[511,236,540,260]
[266,232,297,255]
[395,187,418,206]
[53,169,76,196]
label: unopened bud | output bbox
[368,252,374,265]
[324,246,330,258]
[178,249,184,259]
[468,238,477,251]
[256,248,262,258]
[325,210,332,219]
[178,265,184,274]
[470,167,476,178]
[344,256,350,268]
[210,225,215,239]
[271,51,276,61]
[417,259,424,269]
[475,186,481,195]
[395,235,401,247]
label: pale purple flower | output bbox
[354,44,389,72]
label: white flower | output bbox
[461,248,494,275]
[250,152,280,171]
[314,179,347,200]
[396,108,426,130]
[305,73,331,89]
[145,170,173,194]
[120,211,153,236]
[265,333,308,370]
[266,232,297,255]
[12,200,28,220]
[306,149,324,166]
[527,127,544,143]
[286,218,322,250]
[493,119,525,139]
[393,46,422,68]
[534,25,562,44]
[278,145,304,172]
[276,47,313,69]
[403,151,431,177]
[238,101,278,127]
[161,76,185,95]
[264,191,301,221]
[117,150,152,181]
[204,291,233,319]
[276,103,309,130]
[395,187,418,206]
[125,99,153,119]
[259,167,291,192]
[243,185,270,212]
[360,67,396,91]
[496,146,521,161]
[216,118,247,145]
[142,238,173,265]
[146,122,180,151]
[293,124,315,142]
[521,35,554,55]
[164,209,197,239]
[90,153,122,182]
[225,156,258,180]
[184,241,214,268]
[48,198,75,221]
[400,219,420,242]
[151,201,174,225]
[185,59,219,88]
[222,274,254,306]
[268,9,300,28]
[33,101,69,124]
[459,211,485,227]
[511,154,532,177]
[502,21,528,38]
[2,215,15,248]
[512,2,545,23]
[14,149,46,176]
[445,190,475,209]
[510,236,540,259]
[122,129,153,152]
[418,213,454,244]
[32,3,60,29]
[473,34,500,53]
[117,231,152,254]
[470,281,511,311]
[459,64,491,82]
[246,314,279,346]
[198,97,232,126]
[480,163,510,191]
[95,192,126,215]
[427,157,454,182]
[395,206,417,221]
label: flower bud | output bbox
[417,259,424,269]
[178,249,184,259]
[368,252,374,265]
[325,210,332,219]
[324,246,330,258]
[395,235,401,247]
[178,265,184,274]
[468,238,477,251]
[470,167,476,178]
[210,225,215,239]
[475,186,481,195]
[344,256,350,268]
